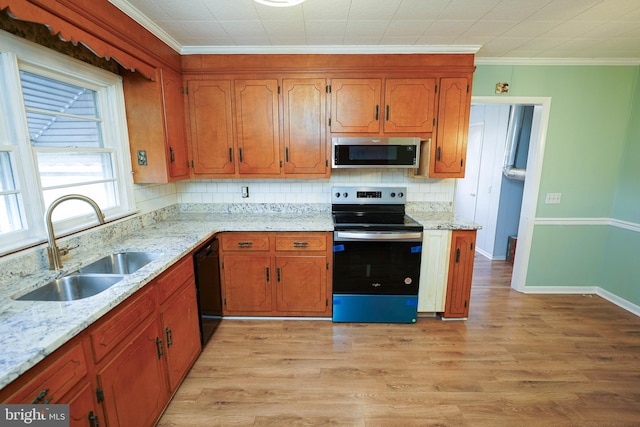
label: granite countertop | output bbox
[0,207,479,390]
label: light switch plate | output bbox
[545,193,562,204]
[242,186,249,198]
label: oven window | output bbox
[333,241,421,295]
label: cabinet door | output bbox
[98,320,169,427]
[161,68,190,179]
[443,230,476,318]
[330,79,382,133]
[187,80,235,175]
[161,283,201,391]
[282,79,328,176]
[432,77,470,177]
[275,255,329,315]
[234,79,281,175]
[221,255,272,313]
[66,382,103,427]
[417,230,451,312]
[384,78,436,133]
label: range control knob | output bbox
[398,192,404,198]
[342,192,349,198]
[390,192,396,198]
[334,192,341,198]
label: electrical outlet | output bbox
[241,186,249,198]
[545,193,562,204]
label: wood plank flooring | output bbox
[158,256,640,427]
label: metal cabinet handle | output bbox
[375,104,379,120]
[169,147,175,162]
[88,411,100,427]
[238,241,253,247]
[437,146,442,161]
[385,105,389,120]
[266,267,270,282]
[293,241,309,247]
[229,147,233,163]
[165,327,173,348]
[239,147,244,163]
[32,388,51,404]
[156,337,164,359]
[277,267,281,282]
[285,147,289,162]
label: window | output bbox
[0,31,134,255]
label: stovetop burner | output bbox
[331,186,423,232]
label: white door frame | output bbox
[471,96,552,292]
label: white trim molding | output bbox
[523,286,640,318]
[534,217,640,233]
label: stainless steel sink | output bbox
[15,274,125,301]
[75,251,162,275]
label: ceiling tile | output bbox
[202,0,260,20]
[348,0,402,20]
[527,0,603,21]
[157,0,215,21]
[344,20,390,38]
[305,20,348,37]
[438,0,502,21]
[301,0,351,20]
[219,20,268,38]
[383,20,432,38]
[392,0,450,20]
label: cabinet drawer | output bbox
[157,256,195,304]
[90,286,156,363]
[221,233,270,251]
[5,343,88,404]
[275,233,327,251]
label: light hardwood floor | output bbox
[158,256,640,426]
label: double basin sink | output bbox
[15,251,162,302]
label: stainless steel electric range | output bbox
[331,186,423,323]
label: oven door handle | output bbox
[334,231,423,241]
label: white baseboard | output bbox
[522,286,640,317]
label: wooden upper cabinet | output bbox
[330,79,382,133]
[282,79,328,176]
[162,68,190,179]
[384,79,436,133]
[122,68,190,183]
[330,78,436,135]
[187,80,235,176]
[431,77,471,177]
[234,79,281,175]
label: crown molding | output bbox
[108,0,182,53]
[180,45,481,55]
[475,57,640,66]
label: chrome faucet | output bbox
[45,194,105,270]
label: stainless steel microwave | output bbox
[332,137,421,169]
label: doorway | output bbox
[457,97,551,292]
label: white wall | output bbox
[464,104,511,258]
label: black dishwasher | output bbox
[193,237,222,345]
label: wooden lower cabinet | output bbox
[0,254,201,427]
[97,319,169,427]
[220,232,332,317]
[0,338,103,427]
[222,254,272,313]
[442,230,477,319]
[275,255,328,314]
[161,282,203,391]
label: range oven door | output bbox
[332,230,422,323]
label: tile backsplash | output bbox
[172,170,454,205]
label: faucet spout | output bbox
[45,194,106,270]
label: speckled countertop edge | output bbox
[0,205,479,390]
